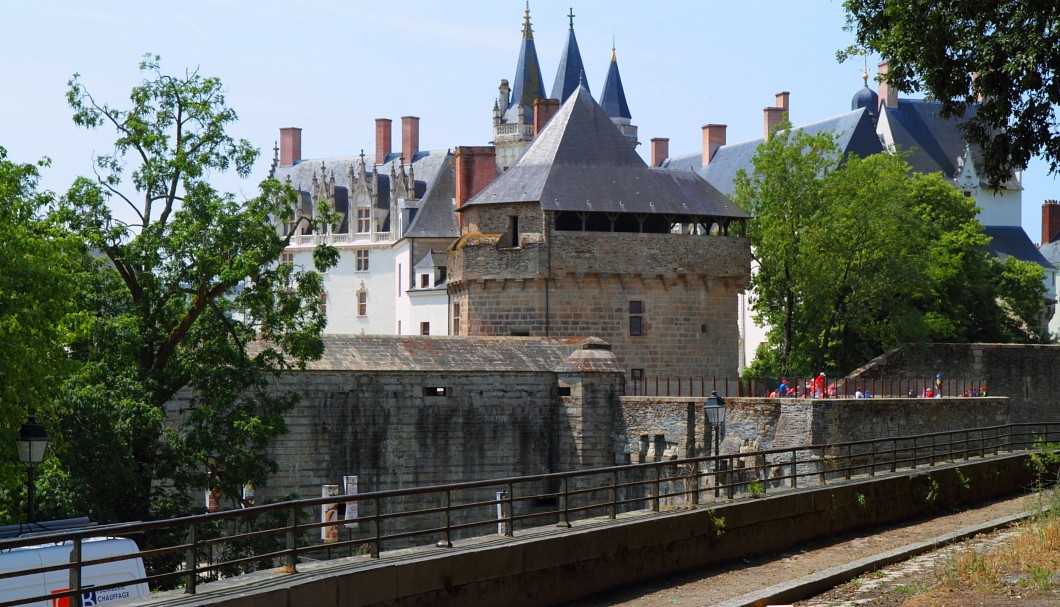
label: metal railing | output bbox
[626,376,990,398]
[2,423,1056,607]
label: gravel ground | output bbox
[559,492,1043,606]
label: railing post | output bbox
[286,507,299,570]
[870,441,876,477]
[727,456,736,500]
[557,477,572,528]
[790,448,797,488]
[690,460,700,507]
[845,444,852,480]
[890,439,897,473]
[371,497,382,557]
[437,489,453,548]
[963,429,970,461]
[185,522,198,593]
[609,470,618,519]
[70,536,83,607]
[506,482,515,537]
[651,465,661,512]
[911,437,918,469]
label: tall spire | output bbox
[551,7,589,103]
[599,45,631,120]
[504,1,546,123]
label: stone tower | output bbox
[452,87,751,380]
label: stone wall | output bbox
[852,343,1060,423]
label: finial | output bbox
[522,2,533,40]
[611,34,617,62]
[579,69,586,86]
[567,7,575,29]
[860,48,869,85]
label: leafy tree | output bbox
[0,148,83,523]
[738,122,1046,377]
[840,0,1060,187]
[51,55,337,523]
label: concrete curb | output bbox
[715,510,1037,607]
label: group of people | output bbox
[770,373,833,398]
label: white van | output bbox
[0,537,149,607]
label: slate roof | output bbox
[297,335,590,372]
[663,108,884,197]
[983,226,1056,271]
[599,50,631,120]
[551,22,588,103]
[1040,239,1060,267]
[503,7,547,124]
[404,154,458,239]
[465,86,745,218]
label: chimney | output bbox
[375,118,392,164]
[650,138,670,167]
[455,146,498,210]
[775,91,790,111]
[533,99,560,136]
[701,124,726,166]
[764,107,785,140]
[401,116,420,163]
[279,127,302,167]
[878,61,898,109]
[1043,200,1060,245]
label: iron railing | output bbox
[626,376,990,398]
[1,423,1056,607]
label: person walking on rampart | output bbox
[814,372,826,398]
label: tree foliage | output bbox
[0,148,83,522]
[840,0,1060,187]
[48,55,337,523]
[737,122,1046,377]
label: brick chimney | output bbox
[401,116,420,163]
[878,62,898,109]
[775,91,790,111]
[534,99,561,136]
[375,118,392,164]
[1043,200,1060,244]
[279,127,302,167]
[650,137,670,167]
[764,106,785,140]
[455,145,497,208]
[701,124,726,166]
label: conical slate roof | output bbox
[503,5,547,124]
[551,18,588,103]
[599,49,631,120]
[465,86,746,218]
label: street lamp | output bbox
[704,392,727,499]
[16,415,51,523]
[704,391,726,456]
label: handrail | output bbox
[1,422,1057,607]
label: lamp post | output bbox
[16,415,51,523]
[704,391,726,498]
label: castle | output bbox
[269,6,750,381]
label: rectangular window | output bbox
[355,249,369,272]
[420,322,430,335]
[629,300,644,336]
[420,274,430,288]
[357,291,367,317]
[423,387,448,397]
[280,253,294,265]
[453,302,461,335]
[631,368,645,395]
[319,291,327,317]
[356,208,371,233]
[397,264,402,297]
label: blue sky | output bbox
[2,0,1055,240]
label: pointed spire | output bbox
[600,44,631,120]
[504,2,547,123]
[551,7,589,102]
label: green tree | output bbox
[840,0,1060,187]
[52,55,337,523]
[0,147,83,523]
[738,122,1045,377]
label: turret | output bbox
[550,8,588,103]
[599,46,638,147]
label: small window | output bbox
[963,190,972,198]
[453,302,461,335]
[357,291,367,317]
[280,253,294,265]
[356,208,371,233]
[631,368,645,394]
[355,249,369,272]
[629,300,644,336]
[319,291,327,317]
[420,322,430,335]
[397,264,402,297]
[558,386,572,397]
[423,387,448,397]
[420,274,430,288]
[509,216,520,247]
